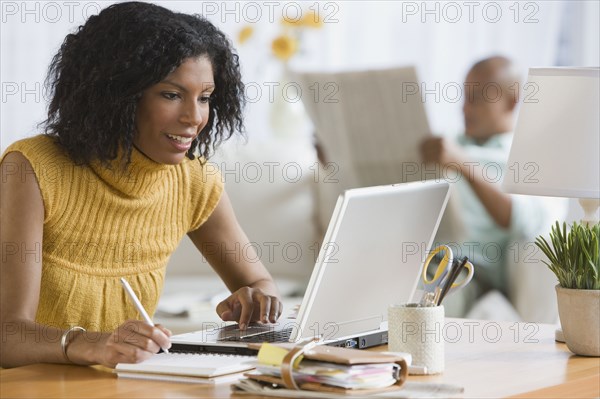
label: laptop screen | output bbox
[292,180,450,342]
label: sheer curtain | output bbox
[1,0,597,148]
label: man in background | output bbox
[421,56,565,319]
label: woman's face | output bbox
[134,56,214,165]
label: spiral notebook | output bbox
[115,352,256,384]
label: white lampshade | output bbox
[503,67,599,199]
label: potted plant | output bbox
[535,221,600,356]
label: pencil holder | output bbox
[388,303,444,375]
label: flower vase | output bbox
[269,70,309,138]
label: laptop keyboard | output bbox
[220,328,293,343]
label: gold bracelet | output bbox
[60,326,86,363]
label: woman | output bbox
[0,2,281,368]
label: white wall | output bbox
[3,1,598,151]
[2,1,598,283]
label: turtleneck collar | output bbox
[89,145,176,198]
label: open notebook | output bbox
[115,352,256,384]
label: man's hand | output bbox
[420,137,466,168]
[420,137,513,228]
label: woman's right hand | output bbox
[92,320,172,368]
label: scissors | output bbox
[420,245,474,306]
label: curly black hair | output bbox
[41,1,245,166]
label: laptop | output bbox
[170,180,450,355]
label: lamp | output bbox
[503,67,600,223]
[503,67,600,356]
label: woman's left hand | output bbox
[216,287,282,330]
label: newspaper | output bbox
[295,66,430,187]
[294,66,433,231]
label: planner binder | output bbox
[237,341,408,395]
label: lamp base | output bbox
[579,198,600,225]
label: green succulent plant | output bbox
[535,221,600,290]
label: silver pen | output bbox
[120,277,170,354]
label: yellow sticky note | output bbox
[257,343,303,368]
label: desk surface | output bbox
[1,319,599,398]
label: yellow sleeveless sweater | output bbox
[1,135,223,332]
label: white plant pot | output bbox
[556,285,600,356]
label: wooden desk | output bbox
[1,319,599,398]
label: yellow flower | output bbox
[281,15,303,27]
[238,25,254,44]
[240,9,321,63]
[271,34,298,61]
[301,10,323,28]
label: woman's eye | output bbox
[161,92,180,100]
[199,96,212,104]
